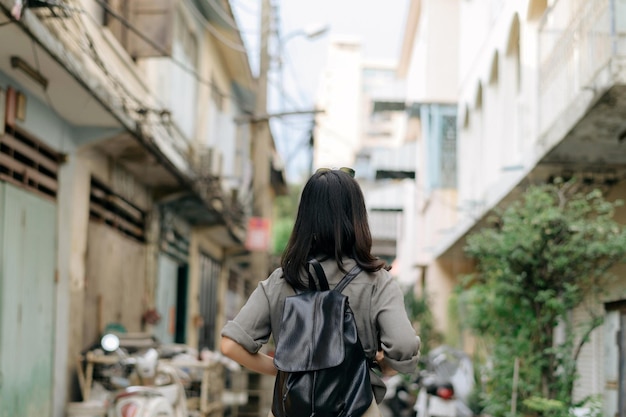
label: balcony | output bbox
[369,209,400,259]
[538,0,626,167]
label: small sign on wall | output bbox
[16,91,26,122]
[4,87,27,128]
[245,217,271,252]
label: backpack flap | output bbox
[274,290,347,372]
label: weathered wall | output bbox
[83,221,147,347]
[187,231,224,350]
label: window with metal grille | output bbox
[198,253,221,350]
[0,127,61,200]
[160,209,190,263]
[89,176,146,242]
[440,114,457,188]
[423,104,457,191]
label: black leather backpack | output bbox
[272,259,373,417]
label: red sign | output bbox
[245,217,271,251]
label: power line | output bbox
[205,0,248,34]
[34,0,195,155]
[230,0,260,16]
[281,48,314,107]
[284,127,314,162]
[65,0,254,117]
[184,0,252,52]
[30,1,148,114]
[92,0,245,89]
[267,75,307,112]
[271,2,312,111]
[67,6,152,111]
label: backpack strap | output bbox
[305,269,318,291]
[308,258,330,291]
[334,265,363,293]
[308,259,363,292]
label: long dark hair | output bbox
[281,169,386,289]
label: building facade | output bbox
[311,5,626,413]
[404,0,626,413]
[314,38,419,286]
[0,1,284,416]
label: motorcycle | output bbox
[381,374,418,417]
[96,333,189,417]
[413,346,474,417]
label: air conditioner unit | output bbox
[192,146,222,178]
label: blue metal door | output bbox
[0,182,56,417]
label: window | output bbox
[89,177,147,242]
[198,254,221,350]
[102,0,175,58]
[422,104,457,190]
[440,115,457,188]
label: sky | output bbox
[231,0,410,182]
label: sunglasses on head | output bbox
[315,167,356,178]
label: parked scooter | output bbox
[381,374,418,417]
[99,333,189,417]
[413,346,474,417]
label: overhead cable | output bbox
[205,0,244,33]
[184,0,249,52]
[93,0,246,55]
[230,0,260,16]
[87,0,242,106]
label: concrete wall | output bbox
[424,255,474,343]
[405,0,459,103]
[314,37,363,169]
[456,0,538,212]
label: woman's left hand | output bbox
[375,350,398,377]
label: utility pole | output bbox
[244,3,275,413]
[248,1,325,278]
[250,0,272,279]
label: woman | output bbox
[221,168,420,416]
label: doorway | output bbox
[0,183,56,417]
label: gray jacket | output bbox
[221,257,421,402]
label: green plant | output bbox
[467,383,486,416]
[522,395,602,417]
[404,289,442,355]
[577,395,602,417]
[524,396,568,417]
[458,179,626,416]
[271,184,302,255]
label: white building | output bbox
[314,36,364,169]
[395,0,461,307]
[314,38,418,284]
[405,0,626,413]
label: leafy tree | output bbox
[458,179,626,416]
[272,184,302,255]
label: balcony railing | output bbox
[538,0,620,134]
[369,210,401,241]
[30,5,194,174]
